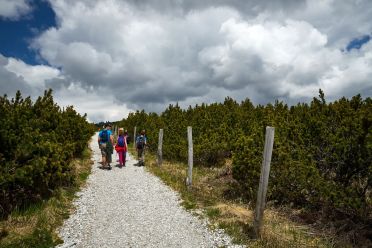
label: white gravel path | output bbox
[56,133,242,248]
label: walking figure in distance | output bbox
[136,130,147,166]
[124,129,129,161]
[115,127,127,168]
[98,123,114,169]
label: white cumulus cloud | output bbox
[0,0,31,19]
[5,57,61,87]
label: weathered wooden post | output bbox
[157,129,163,166]
[133,126,137,149]
[186,126,193,186]
[254,126,275,238]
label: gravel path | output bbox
[57,133,241,248]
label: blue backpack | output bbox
[118,136,125,147]
[100,130,109,143]
[136,136,145,149]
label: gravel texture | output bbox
[57,133,243,248]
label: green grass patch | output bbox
[218,221,253,244]
[0,147,93,248]
[79,171,90,181]
[9,202,45,219]
[182,199,197,210]
[206,207,221,219]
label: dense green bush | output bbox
[0,90,95,218]
[116,90,371,220]
[233,92,371,218]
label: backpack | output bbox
[118,135,126,147]
[100,130,109,143]
[136,136,145,149]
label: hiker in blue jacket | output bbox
[98,123,114,169]
[136,129,147,166]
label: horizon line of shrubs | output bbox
[117,89,371,221]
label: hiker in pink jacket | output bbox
[115,128,127,168]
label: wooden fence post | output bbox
[186,126,193,186]
[254,126,275,238]
[157,129,163,166]
[133,126,137,149]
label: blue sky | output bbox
[0,0,56,65]
[346,35,371,51]
[0,0,371,122]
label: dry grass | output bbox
[0,147,93,248]
[138,150,336,248]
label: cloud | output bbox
[4,0,371,122]
[0,54,33,96]
[5,57,61,88]
[0,0,32,20]
[0,53,65,99]
[0,53,131,122]
[33,2,243,106]
[53,83,132,123]
[319,41,372,100]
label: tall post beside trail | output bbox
[254,126,275,238]
[186,126,193,186]
[157,129,163,166]
[133,126,137,149]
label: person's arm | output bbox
[110,133,114,145]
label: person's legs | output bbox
[118,151,123,165]
[102,144,111,169]
[137,149,141,161]
[137,149,141,165]
[123,151,126,166]
[137,149,144,166]
[100,143,107,167]
[141,149,145,166]
[106,152,112,168]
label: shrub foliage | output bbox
[0,90,95,218]
[118,90,371,220]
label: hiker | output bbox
[136,129,147,166]
[124,129,130,144]
[98,123,114,169]
[124,129,129,161]
[115,128,127,168]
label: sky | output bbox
[0,0,371,123]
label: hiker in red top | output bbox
[115,128,127,168]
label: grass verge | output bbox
[137,149,339,248]
[0,147,93,248]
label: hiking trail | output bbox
[57,133,241,248]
